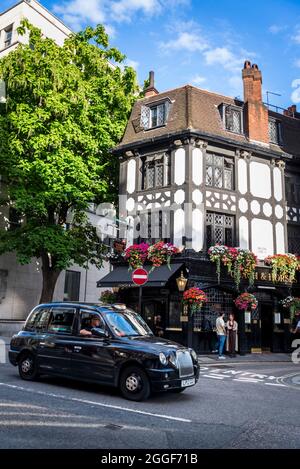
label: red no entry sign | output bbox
[132,268,148,286]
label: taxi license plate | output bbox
[181,378,195,387]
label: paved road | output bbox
[0,357,299,449]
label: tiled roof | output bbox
[118,85,300,158]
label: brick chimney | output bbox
[242,61,269,144]
[144,71,159,98]
[284,104,297,118]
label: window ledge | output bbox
[224,128,244,136]
[137,184,172,193]
[205,185,235,193]
[144,123,167,131]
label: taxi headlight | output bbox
[159,352,168,366]
[169,352,178,368]
[189,348,198,362]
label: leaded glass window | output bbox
[193,287,234,329]
[223,105,243,134]
[142,153,170,190]
[288,225,300,255]
[269,118,282,144]
[136,210,170,244]
[140,101,169,129]
[146,164,155,189]
[205,153,234,190]
[206,212,234,247]
[140,105,150,129]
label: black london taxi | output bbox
[9,302,199,401]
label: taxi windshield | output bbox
[105,311,153,337]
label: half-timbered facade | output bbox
[99,62,300,354]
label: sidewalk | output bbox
[197,352,291,365]
[0,335,11,345]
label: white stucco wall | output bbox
[0,0,71,57]
[0,252,110,322]
[251,218,274,259]
[249,161,271,199]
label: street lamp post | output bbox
[176,271,192,348]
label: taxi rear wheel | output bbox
[120,366,151,401]
[18,353,39,381]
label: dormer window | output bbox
[220,104,243,134]
[268,118,282,144]
[140,100,170,130]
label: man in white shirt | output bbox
[216,312,226,359]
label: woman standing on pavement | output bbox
[226,313,238,357]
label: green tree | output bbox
[0,20,138,302]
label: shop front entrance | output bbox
[261,303,273,351]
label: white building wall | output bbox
[0,0,71,58]
[237,157,287,258]
[0,251,110,323]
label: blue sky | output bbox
[2,0,300,108]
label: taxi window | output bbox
[79,311,105,331]
[24,308,50,332]
[48,308,75,333]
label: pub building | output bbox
[97,62,300,354]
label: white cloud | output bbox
[191,75,206,85]
[161,31,208,53]
[291,78,300,103]
[269,24,287,34]
[52,0,174,31]
[125,58,139,69]
[204,47,242,70]
[53,0,106,30]
[292,33,300,44]
[111,0,161,22]
[291,26,300,44]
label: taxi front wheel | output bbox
[119,366,151,401]
[18,354,39,381]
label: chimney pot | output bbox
[149,71,154,88]
[285,104,297,117]
[244,60,251,69]
[144,70,159,98]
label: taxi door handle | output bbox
[40,342,55,348]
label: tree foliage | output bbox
[0,21,138,300]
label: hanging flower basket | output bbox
[264,254,300,283]
[208,245,257,289]
[234,292,258,311]
[147,241,179,272]
[280,296,300,322]
[235,249,257,289]
[183,287,208,314]
[208,245,235,283]
[124,243,149,270]
[100,290,118,304]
